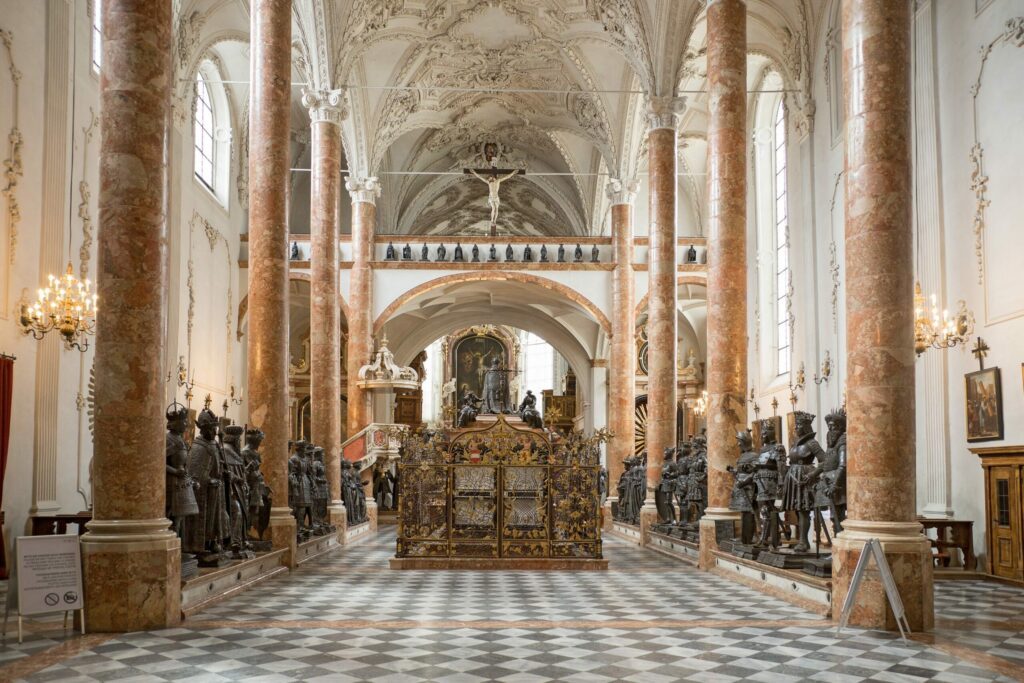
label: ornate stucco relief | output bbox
[187,210,235,394]
[1,27,22,319]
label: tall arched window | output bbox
[194,73,216,190]
[773,101,791,376]
[521,332,555,412]
[91,0,103,73]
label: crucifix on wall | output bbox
[463,142,524,237]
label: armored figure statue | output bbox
[458,390,481,428]
[342,460,368,525]
[471,244,480,262]
[686,439,708,521]
[614,456,641,524]
[402,243,412,260]
[557,244,566,262]
[312,446,331,533]
[523,244,533,262]
[591,244,600,262]
[241,426,271,544]
[222,425,253,558]
[482,358,504,413]
[290,241,300,260]
[754,419,785,548]
[453,243,464,262]
[540,244,548,262]
[655,447,678,524]
[489,244,498,261]
[781,411,824,552]
[518,389,543,428]
[436,243,447,261]
[673,443,692,523]
[385,242,397,261]
[686,244,697,263]
[288,440,313,536]
[373,460,394,510]
[185,409,228,565]
[728,430,759,545]
[165,402,198,539]
[420,243,430,261]
[505,244,515,261]
[573,244,584,262]
[808,406,848,535]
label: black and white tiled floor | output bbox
[2,530,1022,682]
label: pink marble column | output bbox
[345,177,379,437]
[699,0,748,569]
[832,0,933,632]
[605,179,638,530]
[81,0,180,632]
[247,0,295,563]
[304,88,347,532]
[642,96,684,543]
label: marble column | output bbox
[81,0,180,632]
[832,0,933,632]
[699,0,748,569]
[641,96,684,543]
[345,177,379,437]
[247,0,295,564]
[304,88,347,533]
[604,178,638,531]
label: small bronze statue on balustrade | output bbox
[518,389,543,428]
[385,242,397,261]
[471,244,480,262]
[489,244,498,262]
[523,244,533,262]
[728,430,759,545]
[436,243,448,261]
[241,426,272,549]
[454,243,465,262]
[591,244,600,263]
[222,425,254,558]
[807,406,847,535]
[505,244,515,262]
[557,244,566,262]
[185,409,229,566]
[540,244,549,262]
[574,244,584,262]
[402,243,412,261]
[421,243,430,261]
[781,411,824,553]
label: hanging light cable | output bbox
[20,4,97,352]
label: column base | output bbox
[602,497,616,533]
[365,498,378,533]
[698,509,739,570]
[81,519,181,633]
[832,519,934,632]
[329,502,347,544]
[267,507,298,568]
[639,502,658,546]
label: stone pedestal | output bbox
[267,508,297,568]
[639,503,658,547]
[601,497,615,533]
[700,0,747,570]
[82,0,180,632]
[329,502,347,543]
[366,497,379,533]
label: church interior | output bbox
[1,0,1024,680]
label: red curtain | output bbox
[0,356,12,579]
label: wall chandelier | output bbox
[913,281,973,356]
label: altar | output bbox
[391,415,607,569]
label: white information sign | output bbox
[15,535,84,616]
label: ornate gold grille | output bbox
[396,416,603,560]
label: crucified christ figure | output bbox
[470,169,519,226]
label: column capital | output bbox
[646,95,687,132]
[301,87,348,127]
[606,177,639,206]
[345,175,381,204]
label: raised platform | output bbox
[181,549,288,617]
[344,520,373,545]
[389,557,609,570]
[296,533,342,566]
[711,549,832,616]
[647,531,699,566]
[607,521,642,544]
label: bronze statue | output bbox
[488,244,498,261]
[686,439,708,521]
[458,390,481,427]
[373,460,394,510]
[185,409,228,566]
[241,426,271,547]
[385,242,397,261]
[573,244,583,262]
[436,243,447,261]
[673,443,692,524]
[808,407,847,535]
[288,440,313,537]
[505,244,515,261]
[402,243,412,260]
[523,244,533,262]
[518,389,543,428]
[781,411,823,553]
[686,244,697,263]
[454,243,464,262]
[342,459,368,525]
[591,244,600,262]
[471,244,480,262]
[312,446,332,534]
[165,402,198,539]
[754,419,785,548]
[655,447,678,525]
[482,358,504,414]
[540,244,548,262]
[222,425,253,558]
[557,244,566,262]
[728,430,758,545]
[420,243,430,261]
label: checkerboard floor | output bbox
[1,531,1021,682]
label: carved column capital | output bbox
[646,95,687,132]
[301,87,348,127]
[345,175,381,204]
[606,177,639,206]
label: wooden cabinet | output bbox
[972,446,1024,581]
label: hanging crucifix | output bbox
[464,142,524,237]
[971,337,990,371]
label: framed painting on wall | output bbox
[965,367,1003,442]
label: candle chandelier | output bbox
[19,14,97,352]
[694,390,709,417]
[913,281,973,356]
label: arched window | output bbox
[91,0,102,73]
[773,101,791,376]
[521,332,555,412]
[194,73,216,190]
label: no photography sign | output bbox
[15,535,84,616]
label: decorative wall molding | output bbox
[827,170,845,333]
[78,107,97,278]
[0,26,22,317]
[187,210,235,395]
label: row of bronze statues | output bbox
[727,408,847,568]
[287,440,336,541]
[385,242,600,264]
[166,405,272,568]
[458,386,543,429]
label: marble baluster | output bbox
[699,0,748,569]
[346,177,379,437]
[642,96,684,543]
[605,179,639,530]
[247,0,295,563]
[304,88,347,533]
[832,0,933,632]
[81,0,180,632]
